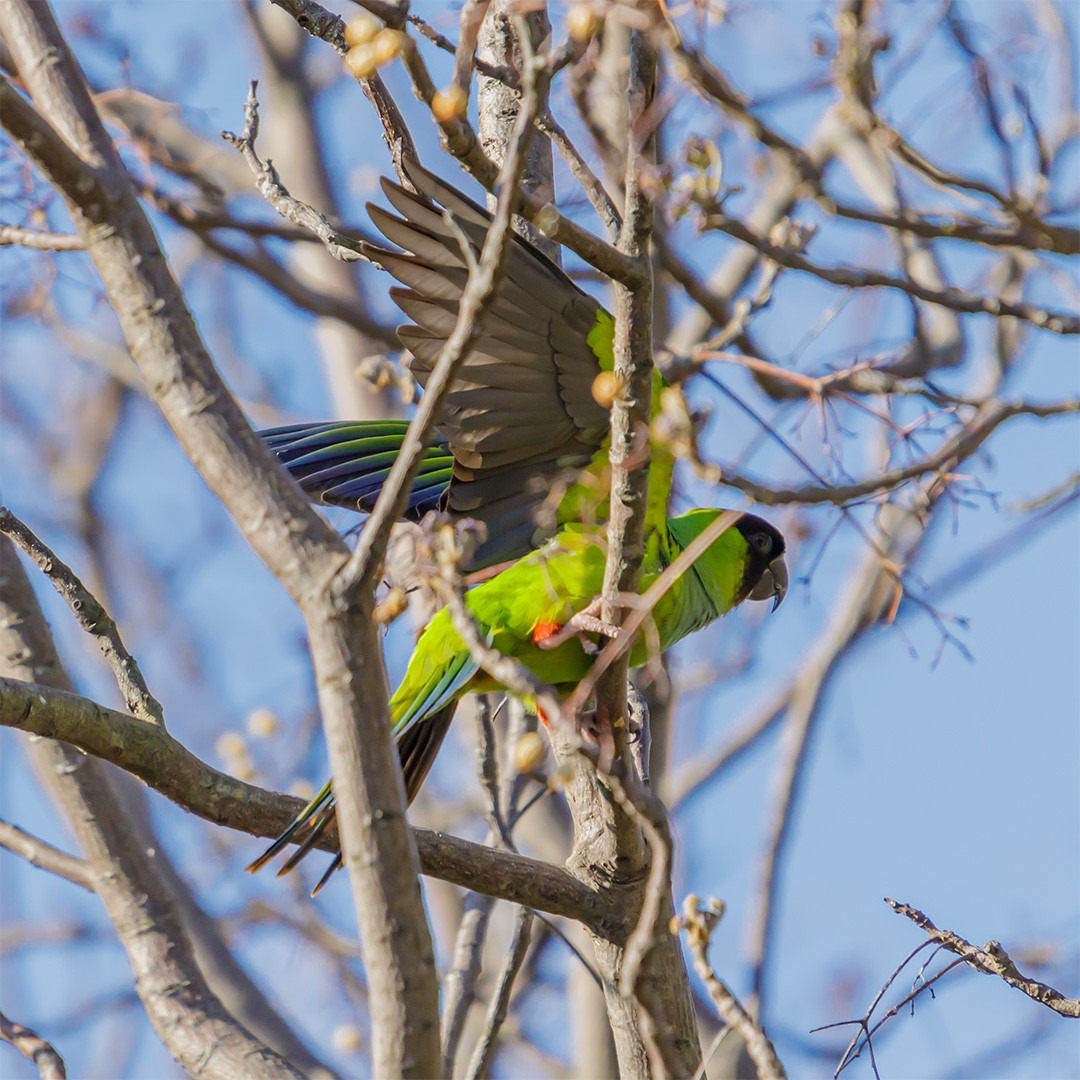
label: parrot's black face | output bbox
[734,513,788,611]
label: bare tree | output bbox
[1,2,1076,1079]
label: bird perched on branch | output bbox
[250,157,787,891]
[248,508,787,892]
[260,155,675,570]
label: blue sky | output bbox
[2,2,1078,1077]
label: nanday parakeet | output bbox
[260,156,674,569]
[249,509,787,890]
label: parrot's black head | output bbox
[734,513,788,611]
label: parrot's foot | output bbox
[536,599,620,654]
[580,715,617,772]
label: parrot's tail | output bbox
[244,779,334,879]
[259,420,453,518]
[396,705,457,805]
[245,704,458,894]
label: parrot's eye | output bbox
[749,531,772,553]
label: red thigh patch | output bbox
[531,619,561,645]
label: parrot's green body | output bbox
[249,509,787,888]
[400,516,741,711]
[261,157,673,569]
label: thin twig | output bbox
[222,83,369,263]
[463,906,534,1080]
[271,0,644,284]
[828,199,1078,256]
[142,188,327,241]
[536,108,621,235]
[705,212,1079,335]
[714,399,1078,508]
[0,223,83,250]
[0,821,93,892]
[0,1010,67,1080]
[0,506,167,728]
[886,898,1080,1019]
[678,896,787,1079]
[440,892,496,1076]
[823,952,996,1077]
[400,5,511,84]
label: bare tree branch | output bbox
[677,897,787,1080]
[222,84,370,264]
[463,905,533,1080]
[817,896,1078,1077]
[0,675,611,930]
[0,1010,67,1080]
[188,226,398,347]
[828,199,1079,256]
[704,211,1079,334]
[0,506,166,728]
[0,5,440,1066]
[0,537,305,1079]
[715,399,1078,508]
[270,0,646,284]
[0,820,93,892]
[0,223,82,250]
[440,892,495,1076]
[886,898,1080,1019]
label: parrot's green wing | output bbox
[261,157,673,567]
[391,622,484,739]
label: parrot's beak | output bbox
[748,555,788,611]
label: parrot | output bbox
[261,155,674,570]
[248,508,787,891]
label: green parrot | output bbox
[248,508,787,891]
[261,156,672,569]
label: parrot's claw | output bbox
[626,690,648,744]
[579,715,616,772]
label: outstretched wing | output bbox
[365,156,615,564]
[260,158,675,565]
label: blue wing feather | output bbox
[259,421,453,518]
